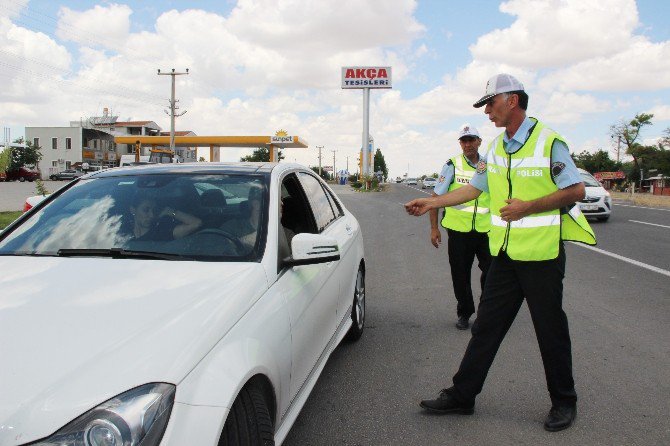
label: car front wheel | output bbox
[219,386,274,446]
[19,176,25,182]
[345,264,365,342]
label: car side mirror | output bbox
[282,233,340,267]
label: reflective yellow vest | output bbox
[441,154,490,233]
[487,119,596,260]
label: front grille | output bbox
[580,196,599,203]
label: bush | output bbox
[352,181,362,189]
[371,179,379,189]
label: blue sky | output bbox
[1,0,669,177]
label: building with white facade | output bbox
[25,109,197,179]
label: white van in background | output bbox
[578,168,612,222]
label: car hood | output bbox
[584,185,608,197]
[0,257,267,446]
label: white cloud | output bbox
[0,0,29,19]
[56,4,132,50]
[540,38,670,92]
[1,0,668,179]
[0,16,72,120]
[227,0,424,53]
[537,92,610,124]
[647,105,670,121]
[470,0,639,69]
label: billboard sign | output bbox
[594,171,625,180]
[341,66,392,89]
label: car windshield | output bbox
[579,172,601,187]
[0,173,268,262]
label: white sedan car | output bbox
[421,178,437,189]
[577,168,612,221]
[0,162,366,446]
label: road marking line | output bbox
[568,242,670,278]
[614,203,670,212]
[629,220,670,229]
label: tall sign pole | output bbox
[362,88,370,178]
[341,66,392,181]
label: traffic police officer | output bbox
[405,74,596,432]
[430,124,491,330]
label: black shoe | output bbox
[456,316,469,330]
[543,405,576,432]
[419,389,474,415]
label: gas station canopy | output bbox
[114,135,309,162]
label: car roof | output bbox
[89,162,280,179]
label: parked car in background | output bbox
[422,177,437,189]
[406,178,418,185]
[5,166,40,182]
[49,169,85,181]
[578,168,612,221]
[0,171,5,181]
[0,162,366,446]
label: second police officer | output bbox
[430,124,491,330]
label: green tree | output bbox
[240,146,284,162]
[0,146,11,173]
[8,137,43,170]
[609,113,653,183]
[659,127,670,150]
[373,148,388,180]
[571,149,621,173]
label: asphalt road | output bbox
[284,183,670,446]
[0,180,65,211]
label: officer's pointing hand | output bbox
[405,198,431,216]
[500,198,531,222]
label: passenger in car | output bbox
[126,192,202,241]
[220,186,263,248]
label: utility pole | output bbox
[316,145,323,177]
[158,68,189,153]
[331,149,337,182]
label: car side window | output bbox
[324,187,343,218]
[278,173,318,271]
[297,172,337,232]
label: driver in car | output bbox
[126,192,202,241]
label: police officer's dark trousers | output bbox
[450,244,577,408]
[446,229,491,319]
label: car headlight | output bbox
[32,383,175,446]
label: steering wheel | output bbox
[192,228,245,253]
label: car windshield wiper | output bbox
[56,248,191,261]
[0,252,57,257]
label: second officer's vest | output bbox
[441,154,490,233]
[487,119,596,261]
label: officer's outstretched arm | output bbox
[405,185,481,216]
